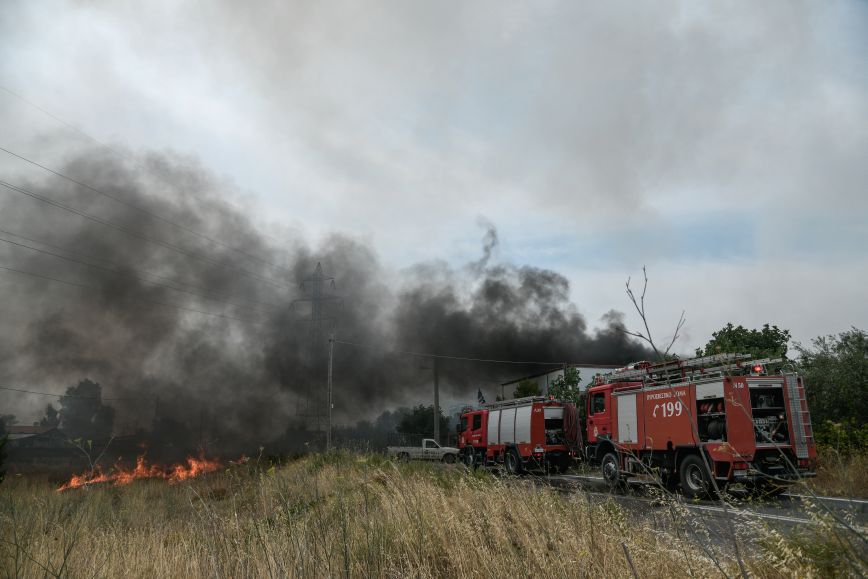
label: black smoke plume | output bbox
[0,147,651,453]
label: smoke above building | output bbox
[0,147,651,450]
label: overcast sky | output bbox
[1,0,866,355]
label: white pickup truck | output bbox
[387,438,459,463]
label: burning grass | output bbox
[57,455,223,491]
[0,452,863,578]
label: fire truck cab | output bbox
[585,354,817,498]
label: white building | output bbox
[498,365,620,400]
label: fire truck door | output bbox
[500,408,516,444]
[616,394,638,444]
[515,405,532,444]
[487,410,501,445]
[588,390,611,442]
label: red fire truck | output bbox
[458,396,580,474]
[584,353,817,498]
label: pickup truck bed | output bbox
[387,438,459,463]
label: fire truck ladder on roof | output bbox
[482,396,551,410]
[786,374,814,459]
[600,353,784,388]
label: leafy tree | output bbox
[39,404,60,428]
[0,411,12,486]
[328,408,417,450]
[549,367,582,404]
[696,323,791,359]
[375,408,407,435]
[513,379,541,398]
[396,404,448,443]
[0,414,14,435]
[59,379,115,441]
[794,328,867,451]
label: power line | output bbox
[0,145,292,276]
[0,86,129,161]
[0,264,263,325]
[0,385,150,402]
[0,230,276,314]
[0,179,292,292]
[0,227,278,311]
[332,338,622,368]
[0,85,287,247]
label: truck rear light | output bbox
[798,459,810,468]
[733,461,749,469]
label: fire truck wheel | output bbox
[505,449,524,475]
[679,455,711,499]
[601,452,621,489]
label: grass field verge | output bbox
[1,451,864,578]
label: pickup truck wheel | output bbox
[601,452,621,489]
[443,453,456,464]
[680,455,711,499]
[399,452,410,462]
[505,449,524,475]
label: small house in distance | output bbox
[5,425,82,471]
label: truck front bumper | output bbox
[731,469,816,483]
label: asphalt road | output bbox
[541,472,868,535]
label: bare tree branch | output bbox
[625,266,686,361]
[663,310,687,357]
[620,329,649,340]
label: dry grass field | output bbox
[0,452,864,578]
[807,451,868,499]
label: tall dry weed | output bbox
[0,452,862,578]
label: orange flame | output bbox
[58,454,222,491]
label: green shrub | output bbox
[814,420,868,455]
[795,328,867,441]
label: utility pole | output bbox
[433,356,440,444]
[292,262,341,438]
[327,333,334,451]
